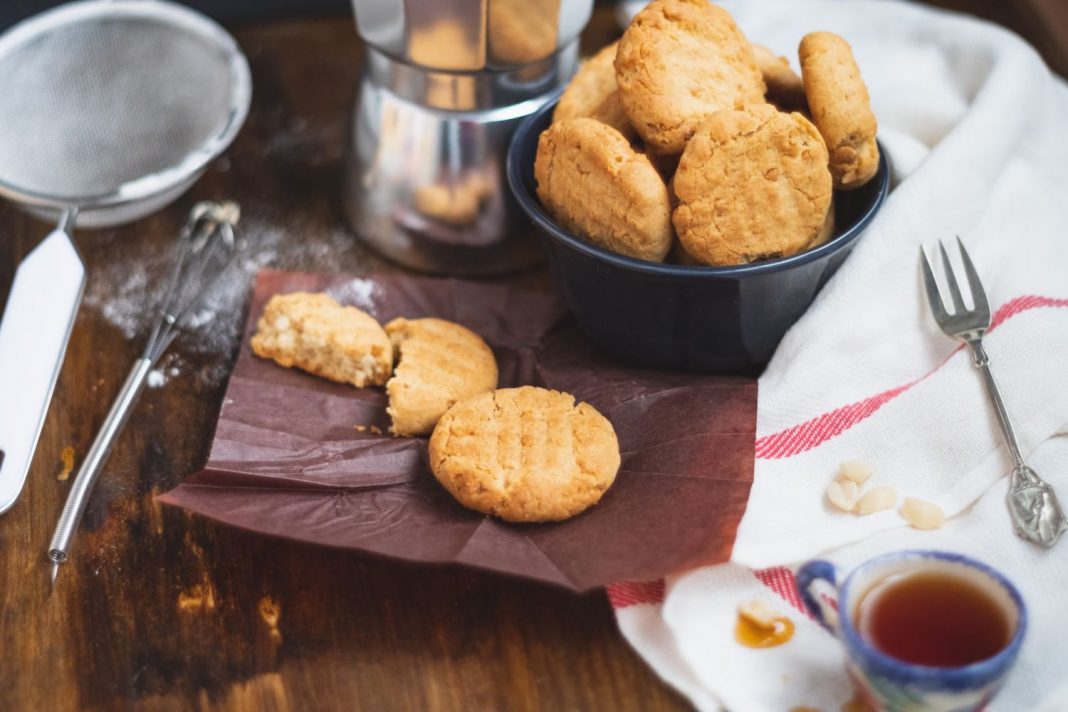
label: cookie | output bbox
[535,118,672,262]
[488,0,560,65]
[251,292,392,388]
[751,44,807,112]
[799,31,879,189]
[428,386,621,522]
[553,42,635,140]
[384,317,498,437]
[808,196,836,250]
[672,104,833,265]
[614,0,765,154]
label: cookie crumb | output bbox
[57,446,75,481]
[369,425,382,435]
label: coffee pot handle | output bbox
[796,560,841,634]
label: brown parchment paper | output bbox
[159,270,757,591]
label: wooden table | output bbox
[1,5,1057,710]
[0,14,687,712]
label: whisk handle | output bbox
[48,357,154,564]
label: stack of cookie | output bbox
[250,291,621,523]
[534,0,879,267]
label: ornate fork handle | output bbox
[970,340,1068,547]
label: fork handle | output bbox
[970,341,1025,470]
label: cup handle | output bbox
[796,560,841,634]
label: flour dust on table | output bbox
[82,211,360,386]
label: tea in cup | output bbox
[796,550,1026,712]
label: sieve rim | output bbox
[0,0,252,212]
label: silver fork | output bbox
[921,237,1066,547]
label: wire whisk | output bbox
[47,201,243,587]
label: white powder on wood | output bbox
[82,212,357,386]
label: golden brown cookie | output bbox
[488,0,560,65]
[808,196,836,250]
[643,144,682,184]
[553,42,635,140]
[672,105,833,266]
[751,44,807,112]
[614,0,765,154]
[251,292,392,388]
[384,317,498,437]
[535,118,672,262]
[428,386,621,522]
[799,32,879,190]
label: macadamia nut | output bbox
[901,497,945,530]
[838,459,873,484]
[827,479,859,512]
[856,486,897,515]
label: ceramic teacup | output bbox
[796,550,1026,712]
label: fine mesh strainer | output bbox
[0,0,251,225]
[0,0,251,514]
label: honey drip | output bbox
[734,612,795,648]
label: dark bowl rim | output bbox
[507,96,891,279]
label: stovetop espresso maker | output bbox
[345,0,592,275]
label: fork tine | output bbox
[955,236,990,316]
[938,240,967,313]
[919,246,948,322]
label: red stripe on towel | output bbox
[753,566,811,616]
[754,295,1068,460]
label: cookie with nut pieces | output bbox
[250,292,393,388]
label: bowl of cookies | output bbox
[507,0,889,373]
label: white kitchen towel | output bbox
[610,0,1068,709]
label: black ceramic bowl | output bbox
[507,99,890,373]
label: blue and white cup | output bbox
[796,551,1026,712]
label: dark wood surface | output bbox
[0,14,687,712]
[0,4,1058,711]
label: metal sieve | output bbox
[0,0,251,514]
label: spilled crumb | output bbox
[259,596,283,644]
[57,446,75,481]
[369,425,382,435]
[177,576,217,613]
[354,424,367,432]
